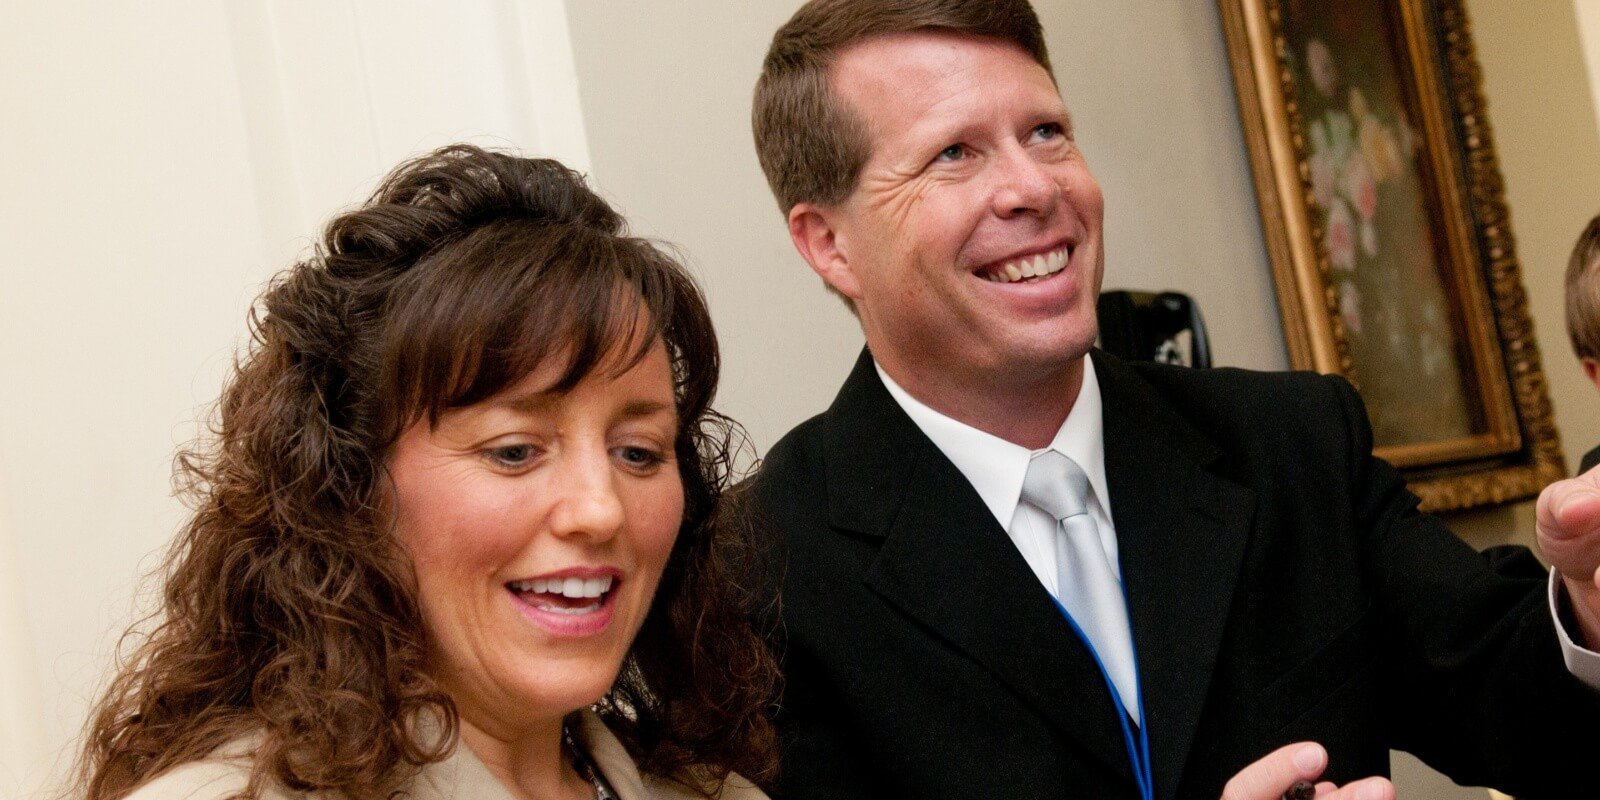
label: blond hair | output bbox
[1566,213,1600,360]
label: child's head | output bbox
[1567,212,1600,390]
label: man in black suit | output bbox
[742,2,1600,799]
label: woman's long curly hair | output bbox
[76,144,778,799]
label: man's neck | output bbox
[875,353,1086,450]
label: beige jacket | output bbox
[123,711,768,800]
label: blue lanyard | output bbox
[1050,596,1156,800]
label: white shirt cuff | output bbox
[1549,566,1600,690]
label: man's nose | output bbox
[991,145,1060,219]
[548,451,626,543]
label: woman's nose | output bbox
[547,452,626,542]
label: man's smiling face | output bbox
[803,31,1105,404]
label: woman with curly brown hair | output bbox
[75,144,777,800]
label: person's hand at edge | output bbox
[1536,466,1600,647]
[1220,742,1394,800]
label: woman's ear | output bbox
[787,202,862,301]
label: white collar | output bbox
[875,357,1108,529]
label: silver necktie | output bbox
[1020,449,1140,724]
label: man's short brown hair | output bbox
[1567,213,1600,360]
[753,0,1053,214]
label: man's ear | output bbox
[1583,357,1600,394]
[788,202,863,300]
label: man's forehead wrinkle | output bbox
[863,62,1061,144]
[906,83,990,143]
[873,48,981,104]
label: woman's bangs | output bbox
[395,226,675,427]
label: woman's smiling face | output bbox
[388,341,684,735]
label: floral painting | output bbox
[1221,0,1565,512]
[1281,2,1476,448]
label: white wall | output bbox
[5,1,1597,798]
[0,2,587,795]
[0,468,43,795]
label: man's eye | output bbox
[935,144,966,162]
[1031,122,1063,142]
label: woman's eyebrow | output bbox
[491,391,559,415]
[618,399,677,421]
[483,394,673,421]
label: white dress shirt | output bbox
[876,357,1600,697]
[879,358,1139,716]
[1550,569,1600,686]
[877,359,1116,596]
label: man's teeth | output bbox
[508,575,615,599]
[984,247,1069,283]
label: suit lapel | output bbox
[825,351,1139,788]
[1094,352,1255,800]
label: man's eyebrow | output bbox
[912,102,1074,145]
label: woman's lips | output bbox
[506,574,622,637]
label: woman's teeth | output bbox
[508,575,614,599]
[982,247,1069,283]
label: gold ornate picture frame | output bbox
[1218,0,1564,512]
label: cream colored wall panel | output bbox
[0,3,271,793]
[510,0,592,176]
[0,2,593,794]
[229,0,550,292]
[0,477,45,800]
[224,0,591,262]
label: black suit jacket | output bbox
[1580,443,1600,474]
[744,349,1600,800]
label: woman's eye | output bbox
[615,445,666,472]
[484,444,539,469]
[935,143,966,162]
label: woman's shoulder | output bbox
[121,738,303,800]
[122,760,253,800]
[573,711,770,800]
[639,772,769,800]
